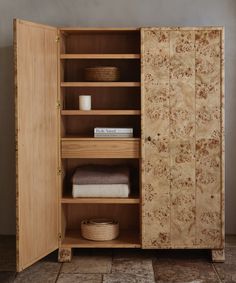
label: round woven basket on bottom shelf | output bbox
[84,67,120,82]
[81,218,119,241]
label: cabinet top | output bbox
[14,20,224,33]
[59,26,224,34]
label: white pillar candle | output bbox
[79,95,91,110]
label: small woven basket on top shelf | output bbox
[81,218,119,241]
[84,66,120,82]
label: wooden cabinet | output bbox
[14,19,224,272]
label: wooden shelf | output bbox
[62,229,140,248]
[61,196,140,204]
[61,82,140,87]
[60,54,140,59]
[61,110,141,116]
[61,136,140,141]
[60,27,140,33]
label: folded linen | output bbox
[72,165,130,185]
[72,184,130,198]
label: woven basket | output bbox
[81,218,119,241]
[84,67,120,82]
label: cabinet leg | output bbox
[211,249,225,262]
[58,248,72,263]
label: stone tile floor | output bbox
[0,235,236,282]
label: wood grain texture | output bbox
[141,27,224,249]
[169,30,196,247]
[58,29,63,249]
[61,139,140,158]
[58,248,72,262]
[61,82,140,87]
[211,249,225,262]
[62,30,140,54]
[58,30,65,249]
[61,110,141,116]
[61,196,140,204]
[195,30,223,248]
[60,27,140,32]
[60,54,140,59]
[141,29,171,248]
[15,19,59,271]
[221,28,225,250]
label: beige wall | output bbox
[0,0,235,234]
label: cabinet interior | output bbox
[63,59,140,82]
[61,30,140,54]
[59,28,141,248]
[61,115,140,138]
[61,159,140,198]
[63,87,140,110]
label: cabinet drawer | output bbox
[61,139,140,158]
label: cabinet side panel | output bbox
[141,29,171,248]
[195,29,224,248]
[169,31,196,247]
[15,19,59,271]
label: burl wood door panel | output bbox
[141,28,224,249]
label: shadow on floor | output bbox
[1,235,236,282]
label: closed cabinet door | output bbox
[141,27,224,249]
[15,19,59,271]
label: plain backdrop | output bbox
[0,0,235,235]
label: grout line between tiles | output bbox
[102,250,113,283]
[54,262,63,283]
[151,257,156,283]
[110,249,114,274]
[212,263,223,283]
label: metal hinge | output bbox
[58,233,62,240]
[57,167,62,175]
[56,101,61,109]
[55,36,60,42]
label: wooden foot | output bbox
[58,248,72,263]
[211,249,225,262]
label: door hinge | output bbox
[56,101,61,109]
[58,233,62,240]
[55,36,60,42]
[57,167,62,175]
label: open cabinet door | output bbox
[14,19,59,271]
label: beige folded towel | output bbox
[72,184,130,198]
[72,165,130,185]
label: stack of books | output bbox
[94,127,133,138]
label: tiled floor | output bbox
[0,235,236,282]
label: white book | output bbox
[94,127,133,134]
[94,133,133,138]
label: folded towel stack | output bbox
[72,165,130,198]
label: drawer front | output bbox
[61,140,140,158]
